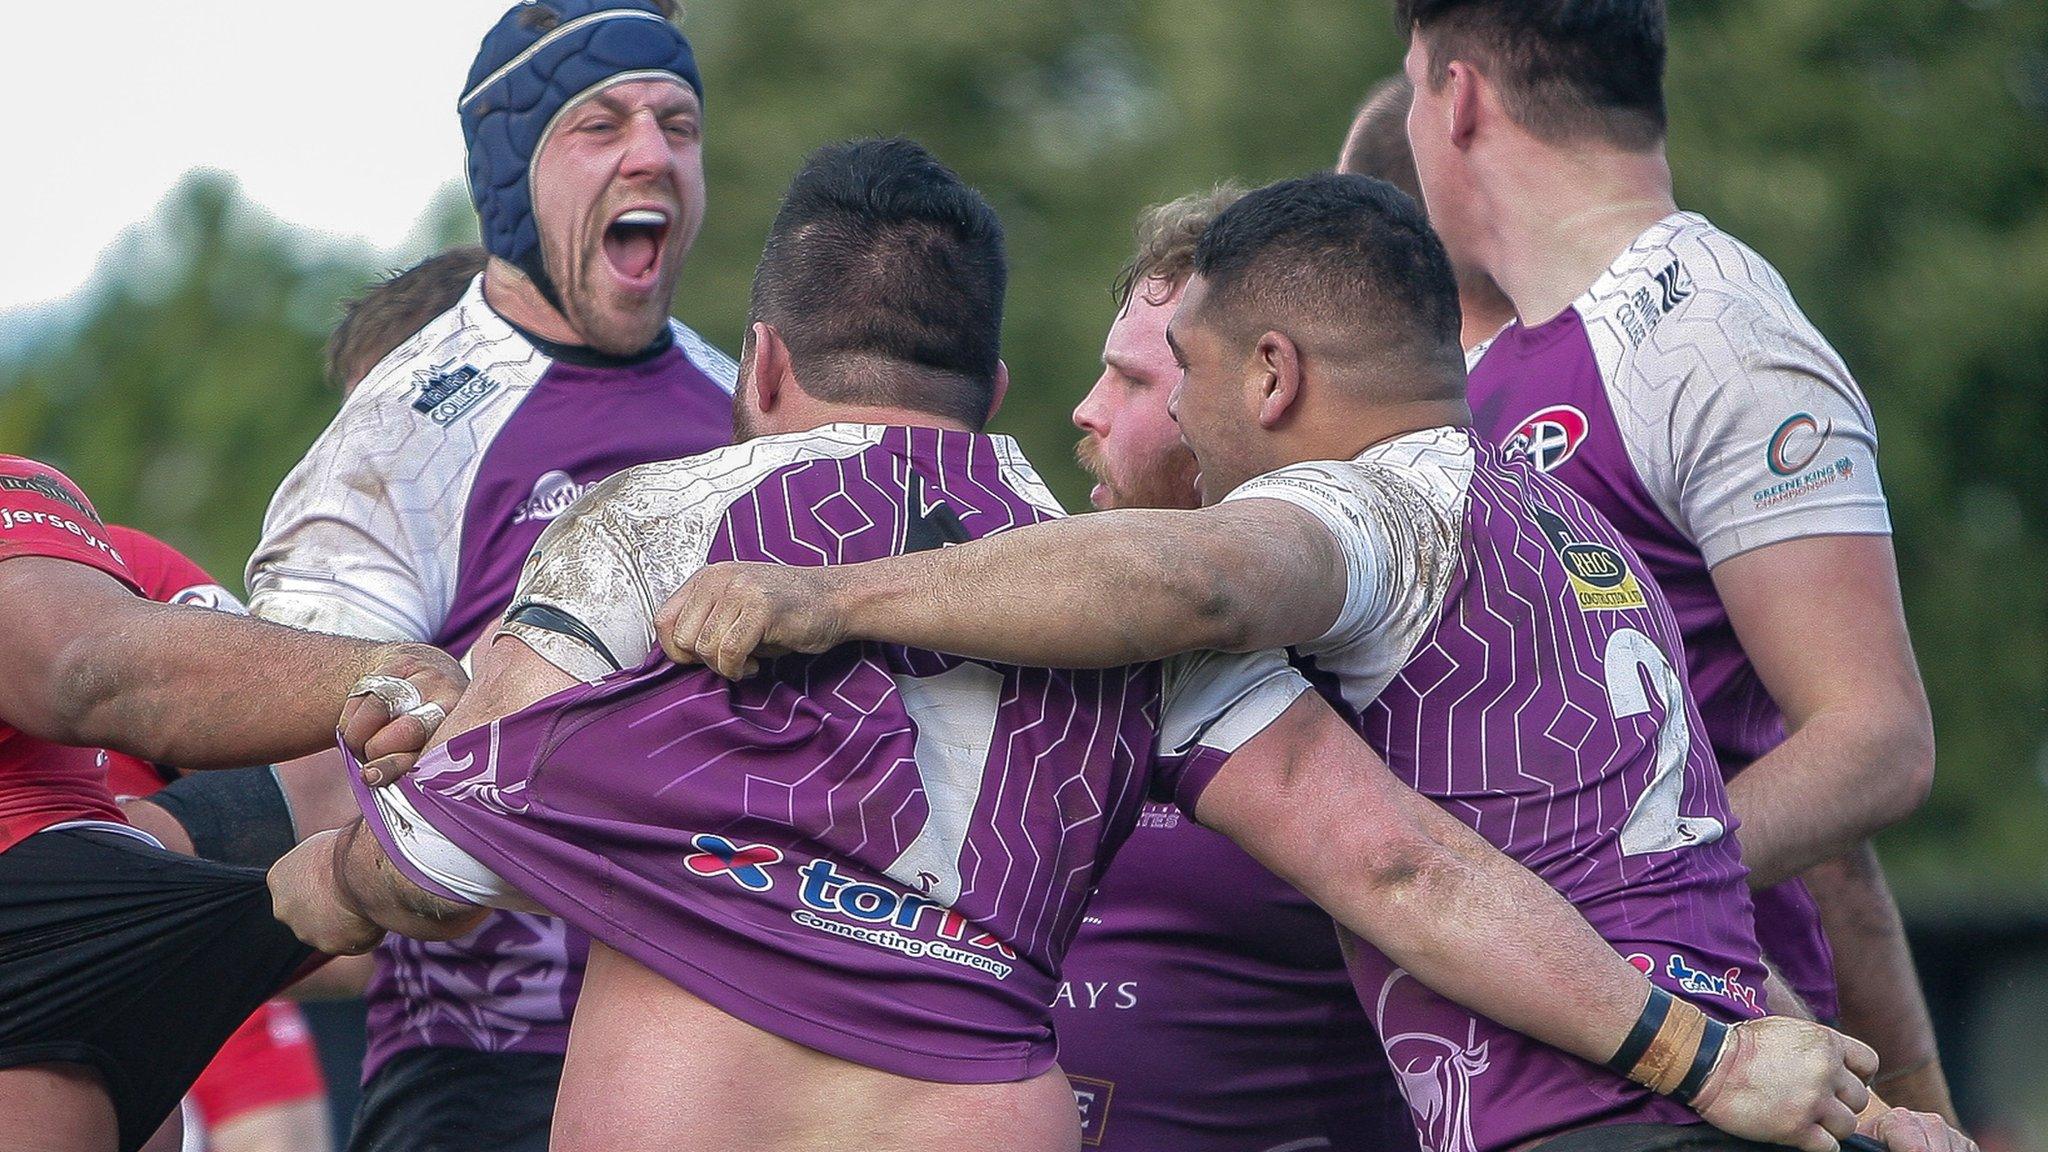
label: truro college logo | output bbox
[1505,404,1589,472]
[1767,413,1833,477]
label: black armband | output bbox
[147,764,299,868]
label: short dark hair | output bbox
[1191,173,1463,398]
[325,246,489,391]
[1337,75,1423,206]
[748,138,1007,429]
[1398,0,1666,151]
[1112,183,1245,311]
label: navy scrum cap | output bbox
[460,0,702,302]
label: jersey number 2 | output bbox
[1602,628,1726,856]
[884,662,1005,904]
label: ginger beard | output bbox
[1073,280,1202,513]
[530,79,706,356]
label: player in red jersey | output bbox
[0,457,462,1152]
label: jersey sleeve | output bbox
[1151,648,1310,815]
[1624,289,1892,568]
[0,458,138,592]
[1219,458,1454,651]
[499,461,723,683]
[104,525,247,613]
[244,380,459,641]
[346,739,543,913]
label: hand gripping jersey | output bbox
[1225,428,1768,1152]
[1054,810,1415,1152]
[0,456,140,851]
[349,424,1307,1081]
[246,272,737,1074]
[1465,213,1891,1019]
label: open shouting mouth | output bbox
[602,206,671,289]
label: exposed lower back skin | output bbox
[0,1063,118,1152]
[553,943,1083,1152]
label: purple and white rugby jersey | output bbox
[350,424,1308,1083]
[1055,805,1416,1152]
[1466,212,1893,1019]
[1225,427,1768,1152]
[247,273,735,1074]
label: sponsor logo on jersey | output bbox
[1630,953,1760,1013]
[683,833,783,892]
[1069,1075,1116,1147]
[513,470,593,524]
[1051,980,1139,1011]
[1505,405,1589,472]
[791,858,1016,979]
[1532,506,1647,613]
[0,473,100,522]
[1134,802,1181,831]
[411,364,501,426]
[170,583,245,614]
[0,507,125,564]
[1752,415,1854,510]
[1614,260,1694,346]
[1767,413,1834,477]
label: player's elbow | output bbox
[35,630,133,749]
[1870,706,1936,827]
[1297,814,1464,931]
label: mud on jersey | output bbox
[350,425,1308,1082]
[1466,212,1888,1019]
[247,273,737,1073]
[1225,428,1767,1152]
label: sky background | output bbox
[0,2,508,315]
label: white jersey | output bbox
[246,273,737,648]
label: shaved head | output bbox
[1338,75,1424,209]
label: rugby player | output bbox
[96,527,333,1152]
[646,172,1904,1152]
[122,246,497,864]
[1337,74,1515,350]
[242,3,737,1148]
[279,142,1872,1152]
[1394,0,1956,1124]
[0,457,461,1152]
[1061,184,1416,1152]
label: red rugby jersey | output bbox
[0,455,140,850]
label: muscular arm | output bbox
[660,500,1348,675]
[1197,693,1654,1066]
[1199,694,1876,1152]
[1713,536,1934,884]
[1713,535,1953,1122]
[0,556,459,769]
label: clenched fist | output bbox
[655,562,853,680]
[1691,1015,1877,1152]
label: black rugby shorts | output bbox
[0,827,314,1152]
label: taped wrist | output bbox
[147,764,299,867]
[1606,986,1731,1106]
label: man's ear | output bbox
[1447,59,1482,150]
[1252,331,1304,430]
[745,321,791,415]
[985,360,1010,424]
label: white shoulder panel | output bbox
[668,317,739,395]
[1580,214,1891,566]
[502,424,891,681]
[246,276,551,640]
[1221,426,1472,712]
